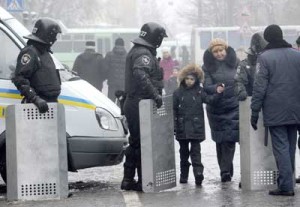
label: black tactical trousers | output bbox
[179,140,204,177]
[216,141,236,177]
[123,97,142,182]
[269,125,297,192]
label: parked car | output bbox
[0,7,128,182]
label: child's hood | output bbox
[178,64,204,85]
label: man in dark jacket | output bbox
[104,38,127,101]
[73,41,105,91]
[251,24,300,196]
[121,22,167,192]
[295,36,300,184]
[12,18,62,113]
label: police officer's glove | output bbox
[32,96,49,113]
[115,90,126,100]
[20,85,36,101]
[238,90,247,101]
[154,95,163,109]
[250,111,259,130]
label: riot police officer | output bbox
[121,22,167,191]
[12,18,62,113]
[235,32,267,100]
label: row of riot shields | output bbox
[139,97,281,192]
[5,97,281,200]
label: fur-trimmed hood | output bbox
[203,46,237,72]
[178,64,204,84]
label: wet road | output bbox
[0,107,300,206]
[0,137,300,207]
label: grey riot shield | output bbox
[139,96,176,192]
[240,99,278,191]
[6,103,68,201]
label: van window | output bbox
[0,29,19,80]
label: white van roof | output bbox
[0,7,14,21]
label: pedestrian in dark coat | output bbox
[251,24,300,196]
[295,36,300,184]
[173,64,224,185]
[202,38,239,182]
[73,41,105,91]
[105,38,127,101]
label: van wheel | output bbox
[0,146,6,183]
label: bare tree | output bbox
[177,0,300,27]
[177,0,239,27]
[0,0,139,28]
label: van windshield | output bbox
[4,18,30,43]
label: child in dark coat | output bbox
[173,64,224,185]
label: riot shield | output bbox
[240,99,278,191]
[6,103,68,201]
[139,96,176,192]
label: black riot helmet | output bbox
[24,18,61,45]
[246,32,267,55]
[132,22,168,48]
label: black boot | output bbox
[195,174,204,186]
[121,179,138,190]
[221,172,231,182]
[132,166,142,192]
[121,167,136,191]
[193,168,204,186]
[180,165,190,184]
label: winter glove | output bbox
[154,95,163,109]
[115,90,126,100]
[238,90,248,101]
[32,96,49,113]
[250,111,259,130]
[19,85,36,101]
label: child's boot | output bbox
[180,164,190,183]
[194,168,204,186]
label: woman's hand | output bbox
[216,83,225,93]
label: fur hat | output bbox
[86,41,95,49]
[263,24,283,43]
[209,38,228,52]
[178,64,204,84]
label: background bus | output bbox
[52,26,191,69]
[52,27,140,68]
[191,25,300,65]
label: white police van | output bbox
[0,7,128,182]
